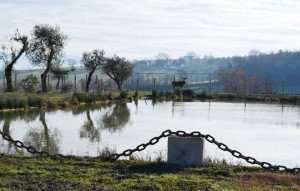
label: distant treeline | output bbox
[230,50,300,85]
[135,50,300,84]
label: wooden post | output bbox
[74,75,77,92]
[96,75,98,92]
[244,78,247,95]
[15,73,17,89]
[135,76,139,99]
[282,79,285,95]
[209,78,211,93]
[47,74,50,86]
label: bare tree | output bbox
[216,67,247,93]
[186,51,197,64]
[0,29,29,92]
[156,52,170,67]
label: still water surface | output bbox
[1,100,300,167]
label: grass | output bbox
[1,91,300,111]
[0,154,300,190]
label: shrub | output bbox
[79,79,86,92]
[28,96,43,107]
[61,82,73,93]
[119,90,128,99]
[174,89,182,97]
[18,75,39,93]
[182,89,194,97]
[158,91,165,98]
[0,99,5,110]
[107,92,113,100]
[152,90,158,98]
[165,91,173,98]
[5,97,15,109]
[72,93,86,102]
[17,99,27,108]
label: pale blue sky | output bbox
[1,0,300,61]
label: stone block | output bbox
[167,136,204,166]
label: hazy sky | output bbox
[1,0,300,60]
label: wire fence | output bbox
[0,71,299,94]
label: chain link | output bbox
[0,129,299,173]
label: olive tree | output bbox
[103,55,134,90]
[26,24,67,92]
[0,29,29,92]
[81,49,105,93]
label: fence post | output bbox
[209,78,211,93]
[47,75,50,86]
[15,73,17,89]
[74,74,77,92]
[282,79,285,95]
[135,76,139,99]
[153,78,156,91]
[244,78,247,95]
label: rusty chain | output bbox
[1,129,299,173]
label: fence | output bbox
[0,71,299,94]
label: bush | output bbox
[182,89,194,97]
[197,91,207,98]
[5,97,15,109]
[17,99,27,108]
[0,99,5,110]
[152,90,158,98]
[174,89,182,97]
[61,82,73,93]
[119,90,128,99]
[158,91,165,97]
[18,75,39,93]
[165,91,173,98]
[28,96,43,108]
[72,93,86,102]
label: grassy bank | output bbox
[0,91,300,111]
[0,154,300,190]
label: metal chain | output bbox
[1,129,299,173]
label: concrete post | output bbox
[168,136,204,166]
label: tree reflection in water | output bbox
[99,103,131,133]
[79,103,131,142]
[23,110,61,154]
[0,110,40,155]
[79,110,101,143]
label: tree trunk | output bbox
[3,118,11,134]
[116,80,122,90]
[39,111,50,152]
[56,78,61,90]
[86,70,95,93]
[4,36,28,92]
[5,65,13,92]
[41,70,49,92]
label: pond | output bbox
[1,100,300,168]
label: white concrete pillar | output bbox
[167,136,204,166]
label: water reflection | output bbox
[24,111,61,154]
[80,110,101,142]
[0,100,300,166]
[0,110,40,123]
[98,103,131,133]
